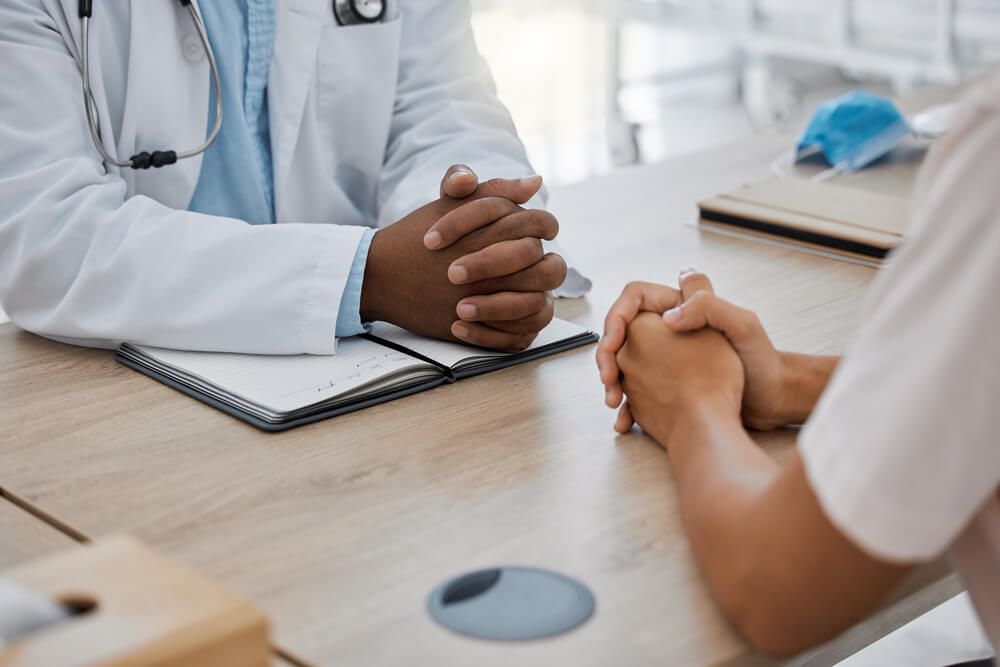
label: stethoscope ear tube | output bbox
[79,0,223,170]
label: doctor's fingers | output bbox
[440,164,479,199]
[451,321,538,353]
[425,201,557,251]
[461,208,559,253]
[470,253,567,295]
[448,238,544,285]
[456,291,551,323]
[424,197,522,250]
[458,294,554,335]
[481,299,556,335]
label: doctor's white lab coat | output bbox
[0,0,580,354]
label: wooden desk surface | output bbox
[0,133,957,666]
[0,499,77,571]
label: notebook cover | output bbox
[698,177,910,260]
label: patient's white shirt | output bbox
[799,70,1000,651]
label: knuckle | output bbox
[519,238,544,264]
[482,197,506,220]
[532,291,550,312]
[533,210,559,239]
[527,209,554,237]
[544,254,568,286]
[735,309,762,337]
[623,280,648,296]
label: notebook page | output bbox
[369,318,592,368]
[131,337,431,414]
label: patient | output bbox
[595,71,1000,657]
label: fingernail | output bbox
[456,303,477,319]
[424,230,443,249]
[452,322,469,338]
[519,175,542,184]
[448,264,469,284]
[605,389,614,406]
[449,170,472,183]
[663,307,683,324]
[680,266,697,276]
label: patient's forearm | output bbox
[666,398,909,657]
[778,353,839,424]
[668,403,780,625]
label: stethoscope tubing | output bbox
[79,1,224,169]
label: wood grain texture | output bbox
[0,499,77,571]
[0,132,958,666]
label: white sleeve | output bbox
[377,0,591,297]
[0,1,363,355]
[798,76,1000,563]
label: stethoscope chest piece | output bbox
[333,0,386,25]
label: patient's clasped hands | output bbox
[361,165,566,352]
[597,269,822,444]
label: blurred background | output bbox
[469,0,1000,185]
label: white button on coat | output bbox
[0,0,586,355]
[181,34,205,63]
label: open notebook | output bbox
[116,319,597,431]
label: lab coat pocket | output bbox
[315,16,402,180]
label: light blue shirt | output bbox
[188,0,373,337]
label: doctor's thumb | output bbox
[440,164,480,199]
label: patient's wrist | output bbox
[777,352,839,425]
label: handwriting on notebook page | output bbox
[283,350,416,399]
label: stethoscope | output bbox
[77,0,386,170]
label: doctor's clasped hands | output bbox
[362,166,566,352]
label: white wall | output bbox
[0,306,7,325]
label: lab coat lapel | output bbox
[270,0,326,212]
[122,0,208,209]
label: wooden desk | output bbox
[0,133,958,666]
[0,499,77,571]
[0,501,297,667]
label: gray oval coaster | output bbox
[427,567,595,641]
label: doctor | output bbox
[0,0,587,355]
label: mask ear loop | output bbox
[812,163,844,182]
[770,145,822,179]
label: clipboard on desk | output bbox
[698,178,911,265]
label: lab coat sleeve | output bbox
[0,3,361,355]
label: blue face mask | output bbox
[796,92,912,173]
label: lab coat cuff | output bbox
[302,225,368,355]
[334,228,376,338]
